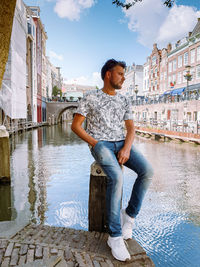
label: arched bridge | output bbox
[46,101,79,124]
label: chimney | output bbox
[153,43,157,50]
[167,43,172,53]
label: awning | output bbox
[170,87,185,96]
[162,90,171,96]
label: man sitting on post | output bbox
[71,59,153,262]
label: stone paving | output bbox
[0,224,154,266]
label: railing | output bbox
[3,120,42,134]
[134,119,200,135]
[133,92,200,106]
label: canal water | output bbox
[0,122,200,266]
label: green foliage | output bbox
[52,86,62,97]
[52,86,59,97]
[112,0,174,9]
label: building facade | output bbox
[134,19,200,134]
[0,0,27,126]
[26,6,37,122]
[122,64,143,101]
[41,26,48,122]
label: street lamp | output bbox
[134,84,138,101]
[184,65,192,100]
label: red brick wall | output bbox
[135,126,200,139]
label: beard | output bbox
[110,80,122,89]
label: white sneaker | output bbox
[121,209,134,240]
[107,236,131,261]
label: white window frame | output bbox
[197,46,200,61]
[168,62,172,73]
[184,52,188,65]
[190,49,195,64]
[196,65,200,79]
[178,55,182,68]
[178,72,182,84]
[173,59,177,71]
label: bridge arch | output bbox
[46,101,79,124]
[57,105,77,122]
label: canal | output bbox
[0,122,200,266]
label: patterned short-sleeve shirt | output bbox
[76,89,133,141]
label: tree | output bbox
[112,0,174,9]
[52,86,62,98]
[52,85,59,97]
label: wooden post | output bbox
[89,161,107,232]
[89,161,123,232]
[0,183,11,220]
[0,126,10,181]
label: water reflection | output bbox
[0,122,199,266]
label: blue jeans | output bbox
[91,140,153,237]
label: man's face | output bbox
[108,65,125,89]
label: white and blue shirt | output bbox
[76,89,133,141]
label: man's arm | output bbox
[71,113,98,147]
[117,120,135,165]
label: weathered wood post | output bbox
[89,161,123,232]
[0,125,10,182]
[0,183,11,220]
[89,161,107,232]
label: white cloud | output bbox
[49,50,63,61]
[64,72,103,87]
[54,0,95,21]
[124,0,200,48]
[157,5,200,46]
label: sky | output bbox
[23,0,200,87]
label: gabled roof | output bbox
[190,19,200,37]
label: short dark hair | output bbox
[101,59,126,80]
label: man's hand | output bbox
[117,147,130,165]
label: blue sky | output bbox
[23,0,200,87]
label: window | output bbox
[173,59,177,71]
[196,65,200,79]
[184,52,188,65]
[190,49,195,64]
[173,74,176,83]
[197,46,200,61]
[194,111,197,121]
[152,56,156,66]
[164,72,167,81]
[190,67,195,80]
[168,75,172,86]
[168,62,172,73]
[178,55,182,68]
[178,72,182,84]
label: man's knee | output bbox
[141,164,154,184]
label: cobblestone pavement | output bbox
[0,224,154,266]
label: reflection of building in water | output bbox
[146,139,200,224]
[30,130,48,224]
[0,129,49,237]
